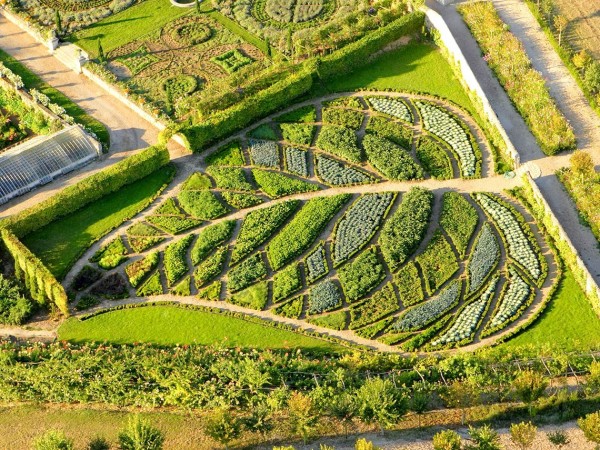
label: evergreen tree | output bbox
[97,38,105,63]
[55,10,62,35]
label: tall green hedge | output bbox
[1,146,170,237]
[1,229,69,316]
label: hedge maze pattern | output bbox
[71,93,556,351]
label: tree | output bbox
[355,377,408,434]
[204,409,242,450]
[54,10,62,35]
[87,436,110,450]
[441,378,481,425]
[243,400,272,436]
[118,415,164,450]
[33,430,74,450]
[466,425,501,450]
[265,37,271,58]
[547,430,570,448]
[327,392,357,437]
[432,430,462,450]
[287,392,317,444]
[578,412,600,447]
[410,385,431,428]
[97,38,105,63]
[513,370,548,416]
[553,15,568,47]
[572,49,591,69]
[510,422,537,449]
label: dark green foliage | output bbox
[91,273,128,300]
[1,146,170,238]
[71,265,102,292]
[75,295,100,311]
[222,191,263,209]
[272,262,302,302]
[273,295,303,319]
[440,192,478,259]
[231,200,299,264]
[177,191,230,220]
[87,436,110,450]
[349,283,398,329]
[194,246,227,288]
[307,310,347,330]
[267,195,351,270]
[0,273,33,325]
[416,231,459,295]
[379,188,433,271]
[365,115,412,148]
[279,123,316,146]
[228,281,268,310]
[416,138,453,180]
[338,248,385,302]
[181,173,212,190]
[275,105,316,123]
[164,235,194,287]
[248,123,279,140]
[252,169,319,198]
[393,261,423,307]
[322,108,364,129]
[191,221,235,266]
[315,126,362,163]
[362,134,422,180]
[206,141,245,166]
[125,252,159,288]
[91,236,128,270]
[146,216,202,234]
[136,271,163,297]
[207,166,254,191]
[227,253,267,293]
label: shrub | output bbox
[349,283,398,329]
[416,231,459,295]
[206,140,245,166]
[468,425,501,450]
[252,169,319,198]
[440,192,478,258]
[322,108,364,129]
[0,273,33,325]
[125,252,159,288]
[315,126,362,162]
[91,236,128,270]
[307,280,342,314]
[267,195,351,270]
[510,422,537,450]
[146,216,202,234]
[90,273,128,300]
[273,263,302,302]
[338,248,385,302]
[227,253,267,293]
[228,281,268,310]
[194,246,227,288]
[191,221,235,265]
[203,408,241,449]
[379,187,433,270]
[118,416,164,450]
[71,265,102,291]
[87,436,110,450]
[273,295,303,319]
[432,430,462,450]
[206,166,254,191]
[222,191,263,209]
[33,429,74,450]
[136,271,163,297]
[416,138,453,180]
[177,190,229,220]
[280,123,315,146]
[365,115,412,148]
[362,134,422,181]
[164,235,194,287]
[393,262,423,307]
[231,200,299,264]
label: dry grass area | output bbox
[554,0,600,59]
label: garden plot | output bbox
[67,93,555,352]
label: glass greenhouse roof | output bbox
[0,126,100,205]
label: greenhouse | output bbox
[0,125,101,205]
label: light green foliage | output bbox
[181,173,212,190]
[349,283,398,329]
[91,236,128,270]
[273,263,302,302]
[206,140,245,166]
[510,422,537,450]
[394,262,423,307]
[362,134,422,181]
[194,246,228,288]
[267,195,351,270]
[416,138,453,180]
[252,169,319,198]
[338,248,385,302]
[322,107,364,129]
[146,216,202,234]
[279,123,316,146]
[275,105,316,123]
[155,198,183,215]
[432,430,462,450]
[228,253,267,292]
[207,166,254,191]
[416,231,459,295]
[171,276,191,296]
[197,281,221,301]
[222,191,263,209]
[468,425,501,450]
[356,377,407,430]
[307,310,347,330]
[33,429,74,450]
[355,438,381,450]
[232,200,299,264]
[177,190,230,220]
[354,317,393,339]
[440,192,478,258]
[315,126,362,162]
[273,296,303,319]
[228,281,269,310]
[164,235,193,287]
[136,271,163,297]
[118,415,165,450]
[125,252,159,288]
[203,409,241,448]
[191,221,235,266]
[127,223,165,253]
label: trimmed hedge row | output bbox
[1,229,69,315]
[1,146,170,238]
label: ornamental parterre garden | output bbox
[64,93,557,352]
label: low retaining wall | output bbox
[424,7,521,168]
[0,8,51,48]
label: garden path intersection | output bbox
[0,3,598,353]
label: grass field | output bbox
[554,0,600,60]
[503,269,600,352]
[23,165,175,280]
[0,49,109,147]
[58,305,343,351]
[319,42,477,117]
[70,0,190,55]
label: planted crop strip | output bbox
[366,96,412,123]
[249,139,280,168]
[486,267,532,333]
[431,276,498,347]
[305,242,328,283]
[416,101,478,178]
[163,235,194,287]
[349,282,398,329]
[332,192,395,265]
[308,279,342,315]
[467,223,500,294]
[284,147,309,177]
[315,154,373,186]
[475,193,542,282]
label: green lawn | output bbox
[22,165,175,280]
[0,49,109,147]
[503,269,600,352]
[70,0,190,55]
[58,305,343,351]
[318,42,477,116]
